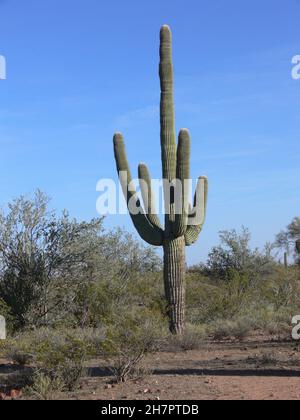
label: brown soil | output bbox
[75,336,300,401]
[2,336,300,400]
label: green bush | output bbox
[166,324,207,351]
[80,271,164,329]
[101,309,166,382]
[24,371,65,400]
[186,270,255,324]
[211,318,252,341]
[266,266,300,311]
[5,327,104,393]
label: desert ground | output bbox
[1,333,300,401]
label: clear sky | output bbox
[0,0,299,264]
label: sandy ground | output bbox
[74,337,300,401]
[1,336,300,400]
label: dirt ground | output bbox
[75,335,300,401]
[2,335,300,400]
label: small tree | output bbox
[275,217,300,263]
[205,227,274,285]
[0,191,106,329]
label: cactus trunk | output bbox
[163,236,186,334]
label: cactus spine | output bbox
[113,25,208,334]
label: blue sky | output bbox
[0,0,299,264]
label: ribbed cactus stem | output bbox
[113,133,163,246]
[185,176,208,246]
[160,26,177,233]
[163,236,186,334]
[174,129,191,237]
[160,25,176,182]
[138,163,162,230]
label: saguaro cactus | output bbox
[113,25,208,334]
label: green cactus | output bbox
[113,25,208,334]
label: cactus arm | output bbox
[160,25,177,233]
[113,133,163,246]
[185,176,208,246]
[173,129,190,237]
[138,163,163,230]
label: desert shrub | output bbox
[186,228,281,328]
[240,305,294,337]
[82,271,164,329]
[32,328,104,390]
[265,321,286,336]
[101,309,166,382]
[211,318,252,341]
[211,320,234,341]
[264,321,291,338]
[232,319,252,340]
[186,270,255,324]
[7,350,34,367]
[166,324,207,351]
[5,328,104,392]
[248,351,278,366]
[0,340,5,358]
[24,371,64,400]
[186,261,300,334]
[204,228,275,282]
[5,332,36,367]
[266,266,300,311]
[0,192,163,332]
[275,217,300,264]
[260,352,278,365]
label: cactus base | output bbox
[163,236,186,334]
